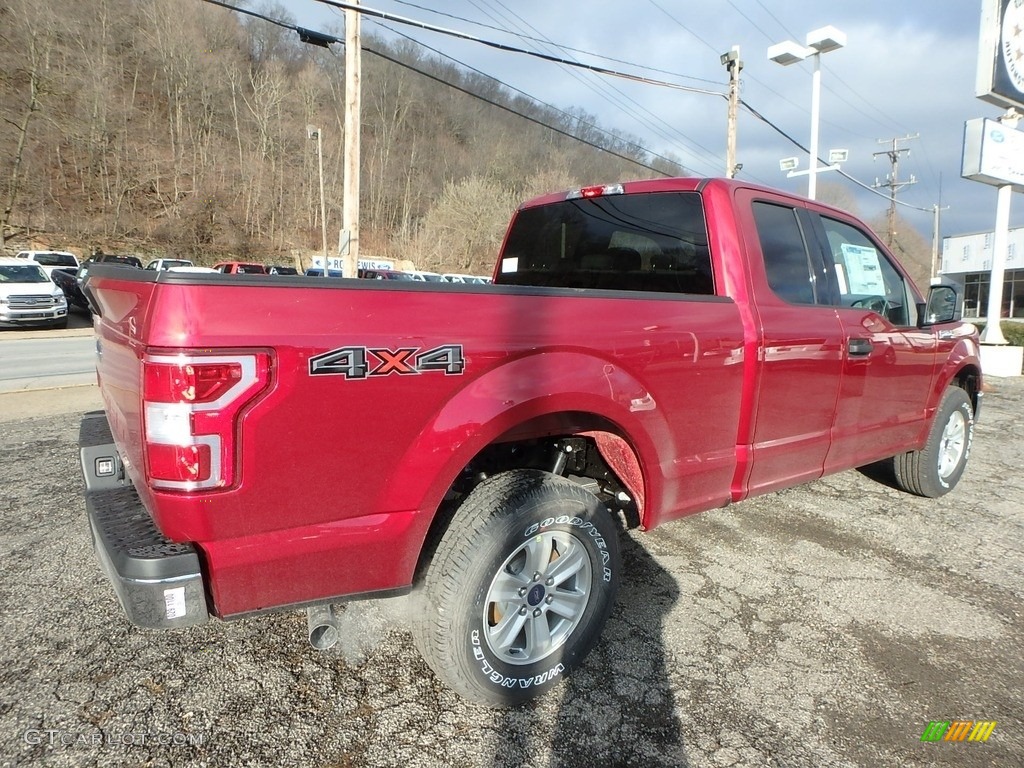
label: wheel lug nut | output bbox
[518,606,528,616]
[532,572,541,582]
[545,596,553,604]
[545,577,554,586]
[533,608,542,617]
[518,587,527,597]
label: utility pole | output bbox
[721,46,743,178]
[342,1,361,278]
[872,134,918,247]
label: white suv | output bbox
[0,257,69,329]
[14,250,80,277]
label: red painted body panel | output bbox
[88,178,982,618]
[92,271,745,615]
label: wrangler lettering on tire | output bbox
[412,469,621,707]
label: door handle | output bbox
[848,338,873,356]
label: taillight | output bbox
[143,352,271,491]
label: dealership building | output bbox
[941,226,1024,320]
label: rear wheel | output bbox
[412,469,620,707]
[893,386,974,497]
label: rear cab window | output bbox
[17,252,78,267]
[496,191,714,295]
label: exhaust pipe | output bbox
[306,604,340,650]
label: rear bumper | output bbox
[80,411,209,629]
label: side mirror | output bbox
[918,284,961,327]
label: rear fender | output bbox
[379,350,672,529]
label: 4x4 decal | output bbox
[309,344,465,379]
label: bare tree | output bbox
[0,0,59,248]
[408,175,519,273]
[0,0,680,261]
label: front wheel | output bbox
[412,469,621,707]
[893,386,974,497]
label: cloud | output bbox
[304,0,1024,237]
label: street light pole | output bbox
[307,125,329,278]
[768,26,846,200]
[808,50,822,200]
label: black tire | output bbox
[412,469,621,707]
[893,386,974,497]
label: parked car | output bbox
[51,267,90,313]
[268,265,299,276]
[304,268,344,278]
[14,250,80,277]
[145,258,194,271]
[443,273,490,284]
[0,257,68,329]
[409,270,446,282]
[78,254,143,286]
[359,268,416,280]
[213,262,267,275]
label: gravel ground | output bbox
[0,380,1021,767]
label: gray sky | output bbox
[282,0,1024,240]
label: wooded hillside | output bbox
[0,0,683,274]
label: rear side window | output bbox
[497,191,713,295]
[752,202,817,304]
[25,252,77,267]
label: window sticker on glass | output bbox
[840,243,886,294]
[501,257,519,273]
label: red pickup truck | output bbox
[79,177,981,707]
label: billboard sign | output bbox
[962,117,1024,191]
[976,0,1024,109]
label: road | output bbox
[0,379,1021,767]
[0,327,96,393]
[0,333,96,392]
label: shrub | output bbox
[973,321,1024,346]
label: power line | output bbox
[467,0,724,175]
[361,43,674,176]
[311,0,725,96]
[198,0,678,176]
[204,0,934,211]
[751,0,799,41]
[375,21,686,172]
[742,99,933,213]
[203,0,325,36]
[461,0,701,167]
[387,0,722,87]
